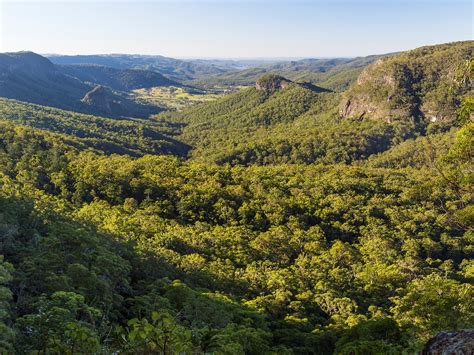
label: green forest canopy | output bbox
[0,41,472,354]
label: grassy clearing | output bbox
[132,86,246,111]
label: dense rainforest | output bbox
[0,41,472,354]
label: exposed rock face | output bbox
[256,74,291,92]
[422,329,474,355]
[81,85,115,114]
[340,98,379,120]
[81,84,160,118]
[340,41,473,122]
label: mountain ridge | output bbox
[47,53,234,81]
[58,64,180,91]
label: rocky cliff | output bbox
[255,74,330,94]
[81,85,117,114]
[340,41,473,122]
[256,74,291,92]
[423,329,474,355]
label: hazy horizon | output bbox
[1,0,472,58]
[7,39,471,61]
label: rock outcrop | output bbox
[256,74,291,92]
[255,74,331,94]
[422,329,474,355]
[81,85,116,114]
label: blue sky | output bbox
[0,0,472,58]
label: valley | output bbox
[0,40,472,354]
[132,86,232,111]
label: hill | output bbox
[340,41,473,122]
[158,76,410,165]
[0,52,164,118]
[58,64,180,91]
[158,43,472,166]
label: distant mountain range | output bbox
[47,53,237,82]
[47,53,393,91]
[1,43,471,122]
[0,51,386,118]
[188,55,391,91]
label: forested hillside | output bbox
[158,42,472,166]
[159,76,415,165]
[0,41,472,353]
[0,98,188,157]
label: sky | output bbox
[0,0,472,58]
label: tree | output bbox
[0,257,14,352]
[390,274,474,340]
[121,311,192,354]
[15,291,101,353]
